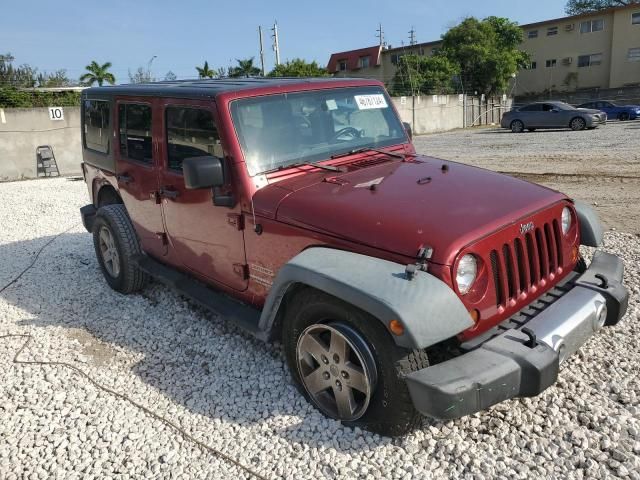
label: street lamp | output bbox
[147,55,157,81]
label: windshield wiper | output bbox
[330,147,405,160]
[257,161,342,176]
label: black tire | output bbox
[570,117,586,131]
[619,112,630,121]
[282,288,428,437]
[510,120,525,133]
[92,204,148,294]
[575,256,587,274]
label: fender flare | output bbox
[258,248,473,349]
[574,200,603,247]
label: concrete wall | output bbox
[0,107,82,181]
[392,95,464,134]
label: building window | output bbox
[547,26,558,36]
[528,30,538,38]
[632,12,640,24]
[628,47,640,62]
[580,19,604,33]
[166,107,221,172]
[545,59,557,68]
[578,53,603,67]
[431,47,440,55]
[84,99,110,154]
[391,54,399,65]
[358,56,371,68]
[337,59,347,71]
[118,103,152,163]
[530,61,537,69]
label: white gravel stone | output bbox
[0,175,639,479]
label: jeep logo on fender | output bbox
[520,221,535,234]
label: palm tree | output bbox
[196,61,215,79]
[79,61,116,86]
[229,57,261,78]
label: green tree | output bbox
[37,69,72,87]
[196,61,215,79]
[229,57,261,77]
[390,54,459,96]
[79,61,116,86]
[0,53,38,88]
[164,70,177,81]
[441,16,528,95]
[565,0,638,14]
[268,58,328,77]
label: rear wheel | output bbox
[619,112,630,121]
[283,288,428,437]
[510,120,525,133]
[92,204,148,294]
[570,117,586,131]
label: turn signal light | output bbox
[469,309,480,323]
[571,246,580,263]
[389,319,405,336]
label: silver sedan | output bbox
[501,101,607,133]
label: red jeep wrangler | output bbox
[79,78,628,436]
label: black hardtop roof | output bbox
[82,77,374,99]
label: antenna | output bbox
[376,23,385,47]
[409,27,417,46]
[258,26,266,76]
[271,22,281,66]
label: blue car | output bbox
[577,100,640,121]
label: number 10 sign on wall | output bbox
[48,107,64,121]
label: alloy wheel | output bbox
[571,118,586,130]
[511,120,524,133]
[296,322,377,421]
[98,226,121,278]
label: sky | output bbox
[3,0,567,83]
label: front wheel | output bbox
[570,117,586,131]
[283,288,428,437]
[619,112,630,121]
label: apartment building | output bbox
[326,4,640,96]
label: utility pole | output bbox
[376,23,385,47]
[271,22,281,66]
[258,26,266,76]
[409,27,416,46]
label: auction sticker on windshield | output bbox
[354,94,388,110]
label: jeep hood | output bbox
[252,156,566,265]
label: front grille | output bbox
[489,220,564,307]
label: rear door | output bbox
[114,97,166,258]
[157,98,248,291]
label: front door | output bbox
[114,97,166,258]
[157,99,248,291]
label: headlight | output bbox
[562,207,572,235]
[456,254,477,295]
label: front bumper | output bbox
[405,250,628,420]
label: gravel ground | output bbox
[0,177,639,479]
[414,120,640,234]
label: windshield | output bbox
[230,86,407,176]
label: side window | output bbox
[166,107,222,172]
[84,100,110,153]
[119,103,153,163]
[521,104,542,112]
[542,104,555,112]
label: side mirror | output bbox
[183,156,225,189]
[403,122,413,141]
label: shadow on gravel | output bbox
[1,232,434,449]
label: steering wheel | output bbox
[332,127,361,142]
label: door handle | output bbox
[160,187,180,199]
[117,173,134,184]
